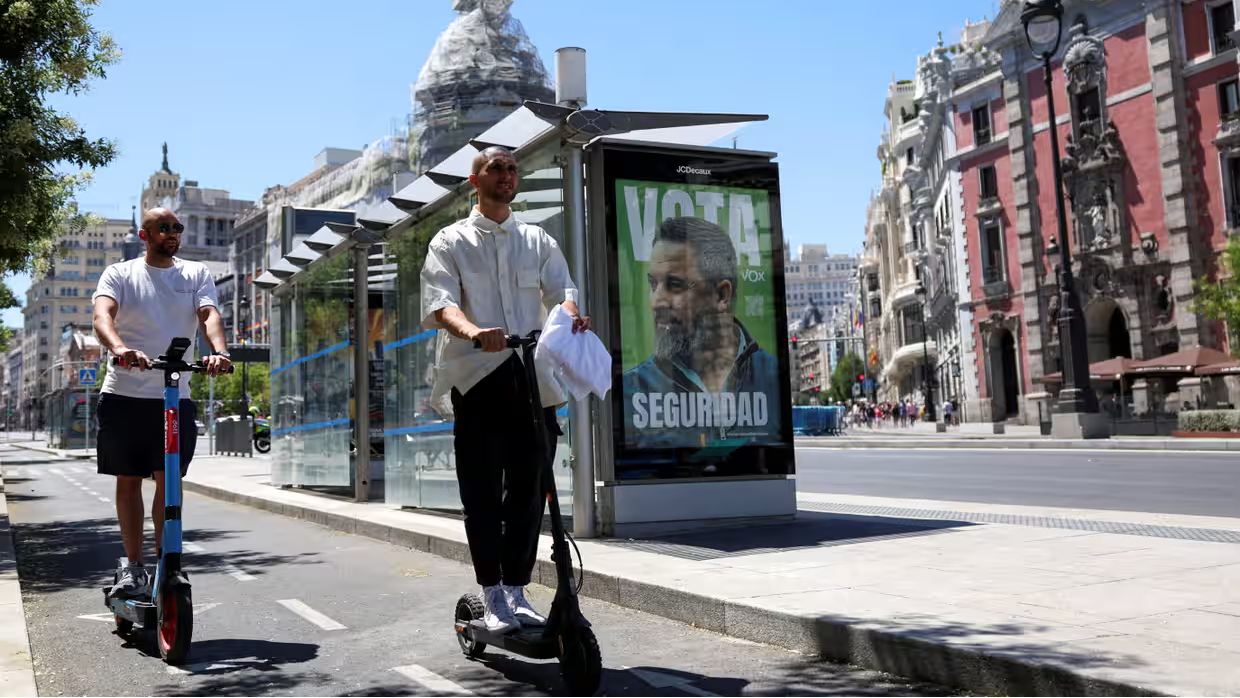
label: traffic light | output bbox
[858,374,865,383]
[790,335,798,349]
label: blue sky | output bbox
[3,0,998,328]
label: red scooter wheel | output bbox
[158,587,193,664]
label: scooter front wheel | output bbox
[454,594,487,658]
[254,436,271,453]
[157,587,193,664]
[558,626,602,696]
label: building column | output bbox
[1148,3,1211,348]
[1001,49,1051,394]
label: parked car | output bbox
[195,419,206,436]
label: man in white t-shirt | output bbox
[91,208,232,599]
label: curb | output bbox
[0,465,38,697]
[181,476,1160,697]
[800,437,1240,451]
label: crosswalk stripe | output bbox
[392,665,473,696]
[223,564,255,581]
[183,542,205,553]
[98,496,110,503]
[276,599,346,631]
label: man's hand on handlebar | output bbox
[112,345,152,371]
[571,314,591,334]
[469,326,508,352]
[204,353,232,377]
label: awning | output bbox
[1039,356,1139,383]
[1199,360,1240,376]
[1130,345,1234,375]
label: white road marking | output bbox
[49,467,63,475]
[98,496,110,503]
[392,665,473,696]
[223,564,255,582]
[144,521,155,531]
[75,466,92,474]
[276,599,346,631]
[183,542,205,553]
[165,665,189,675]
[81,602,219,625]
[64,478,78,485]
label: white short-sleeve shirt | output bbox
[420,208,579,417]
[92,258,218,399]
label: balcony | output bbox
[981,266,1011,298]
[976,197,1002,217]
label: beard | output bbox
[654,306,727,365]
[151,239,178,258]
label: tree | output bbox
[1,0,120,275]
[828,353,866,404]
[1191,237,1240,355]
[190,363,271,417]
[0,281,18,351]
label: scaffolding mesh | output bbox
[408,0,554,174]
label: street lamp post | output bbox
[239,293,250,418]
[1023,0,1099,420]
[914,282,936,422]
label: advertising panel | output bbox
[599,143,793,482]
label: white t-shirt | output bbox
[92,258,219,399]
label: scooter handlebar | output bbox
[472,333,535,350]
[111,357,235,374]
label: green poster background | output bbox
[615,179,777,370]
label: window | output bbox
[906,147,915,166]
[979,165,999,201]
[972,104,992,145]
[981,218,1005,284]
[1220,79,1240,120]
[1226,155,1240,228]
[1212,1,1236,54]
[40,305,48,314]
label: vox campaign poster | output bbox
[598,144,794,481]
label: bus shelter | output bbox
[258,98,795,537]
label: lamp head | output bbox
[1022,0,1065,59]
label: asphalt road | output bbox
[796,447,1240,517]
[1,444,954,697]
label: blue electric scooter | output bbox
[103,337,232,664]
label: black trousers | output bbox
[452,354,559,587]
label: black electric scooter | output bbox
[453,331,602,696]
[103,337,232,664]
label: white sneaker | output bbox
[482,585,519,634]
[504,585,547,627]
[111,564,148,600]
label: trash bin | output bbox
[215,415,254,457]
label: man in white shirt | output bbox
[92,208,232,599]
[420,146,589,634]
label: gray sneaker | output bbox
[111,565,148,600]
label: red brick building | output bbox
[955,0,1237,423]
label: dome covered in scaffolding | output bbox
[409,0,554,174]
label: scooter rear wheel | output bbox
[157,587,193,664]
[558,626,602,696]
[454,594,487,658]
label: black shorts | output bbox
[97,393,198,478]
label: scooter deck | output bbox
[467,620,558,659]
[102,587,158,626]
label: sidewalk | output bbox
[0,450,37,697]
[805,422,1240,451]
[9,442,1240,695]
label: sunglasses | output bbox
[156,222,185,235]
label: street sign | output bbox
[863,378,875,392]
[79,369,97,386]
[852,383,861,397]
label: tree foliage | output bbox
[828,352,866,404]
[1191,237,1240,356]
[190,363,271,417]
[0,280,18,351]
[1,0,120,275]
